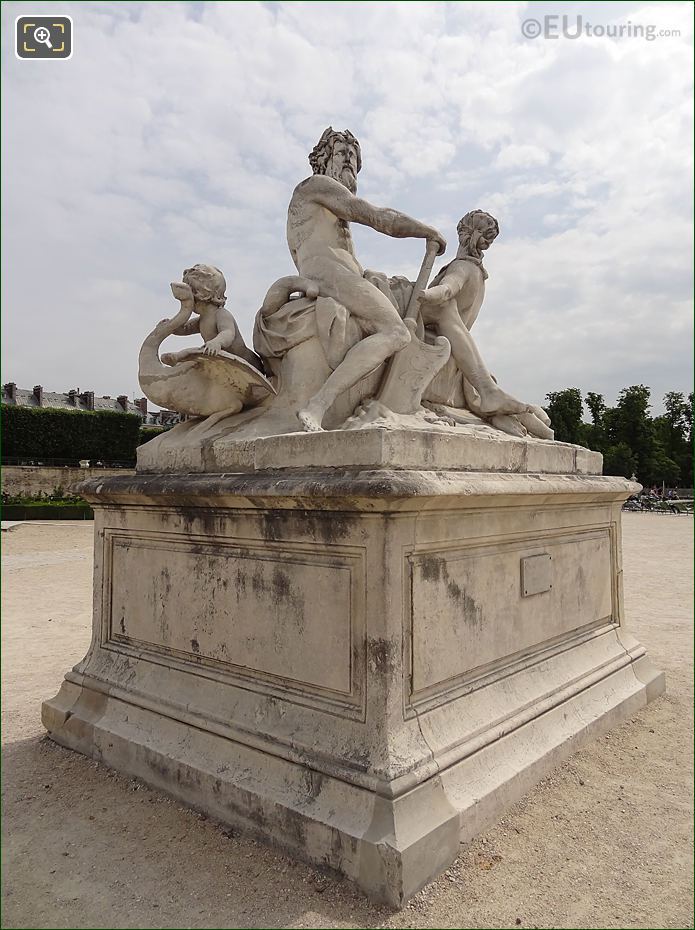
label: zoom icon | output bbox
[16,16,73,59]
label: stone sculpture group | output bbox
[139,127,553,451]
[44,123,664,908]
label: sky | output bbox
[2,0,693,415]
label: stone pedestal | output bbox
[43,431,664,906]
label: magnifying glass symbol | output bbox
[33,26,53,49]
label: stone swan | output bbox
[138,284,275,428]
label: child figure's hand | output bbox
[171,281,194,305]
[203,337,225,357]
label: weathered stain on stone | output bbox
[368,637,397,675]
[305,510,353,544]
[246,801,268,830]
[251,567,267,597]
[576,563,586,600]
[241,565,307,633]
[274,803,308,848]
[146,755,171,783]
[259,508,355,544]
[462,590,483,628]
[260,511,286,542]
[305,768,324,799]
[271,567,292,602]
[235,567,247,595]
[420,556,443,583]
[190,638,200,653]
[119,615,126,634]
[447,578,463,602]
[344,746,371,773]
[420,555,483,627]
[159,566,172,604]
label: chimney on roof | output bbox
[135,397,148,417]
[33,385,43,406]
[81,390,95,410]
[68,389,79,406]
[3,382,17,403]
[117,395,129,412]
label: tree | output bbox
[544,388,586,445]
[644,447,681,486]
[685,392,694,443]
[603,442,637,479]
[585,392,606,426]
[663,391,688,432]
[604,385,655,483]
[653,391,692,488]
[584,391,607,453]
[545,384,691,486]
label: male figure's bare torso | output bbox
[288,177,363,278]
[286,129,446,430]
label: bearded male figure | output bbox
[288,127,446,432]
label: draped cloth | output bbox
[252,270,461,398]
[253,295,362,372]
[362,270,413,318]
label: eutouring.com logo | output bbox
[520,15,680,42]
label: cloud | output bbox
[2,0,693,414]
[495,144,550,169]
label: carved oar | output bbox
[376,240,451,414]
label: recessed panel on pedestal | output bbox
[408,526,615,702]
[104,530,362,699]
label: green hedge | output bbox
[2,501,94,521]
[2,405,143,463]
[139,426,166,445]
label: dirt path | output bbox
[2,514,693,929]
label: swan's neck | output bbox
[138,305,192,377]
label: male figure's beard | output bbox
[327,163,357,193]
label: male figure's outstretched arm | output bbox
[302,175,446,253]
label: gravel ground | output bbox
[1,514,693,929]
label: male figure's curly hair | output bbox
[457,210,499,260]
[309,127,362,175]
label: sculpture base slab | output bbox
[136,422,603,475]
[43,466,664,906]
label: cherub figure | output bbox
[161,264,261,370]
[420,211,552,439]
